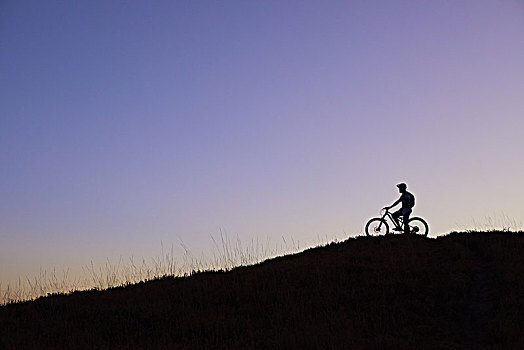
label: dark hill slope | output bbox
[1,232,524,349]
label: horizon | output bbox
[1,1,523,290]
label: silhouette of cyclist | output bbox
[384,183,415,234]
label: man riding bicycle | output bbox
[384,183,415,234]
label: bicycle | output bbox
[365,208,429,236]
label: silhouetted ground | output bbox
[1,232,523,349]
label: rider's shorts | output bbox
[393,208,412,217]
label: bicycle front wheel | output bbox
[408,217,429,236]
[365,218,389,236]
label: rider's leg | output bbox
[392,209,402,230]
[402,208,412,234]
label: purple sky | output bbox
[1,1,523,285]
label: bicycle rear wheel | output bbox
[408,217,429,236]
[365,218,389,236]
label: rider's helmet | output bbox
[396,183,407,190]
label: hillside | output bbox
[1,232,523,349]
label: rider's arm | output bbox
[385,198,401,210]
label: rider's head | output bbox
[396,183,407,193]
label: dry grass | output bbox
[0,233,318,305]
[455,214,523,233]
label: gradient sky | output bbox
[1,1,523,286]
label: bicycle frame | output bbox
[380,209,405,229]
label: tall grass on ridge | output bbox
[0,232,322,305]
